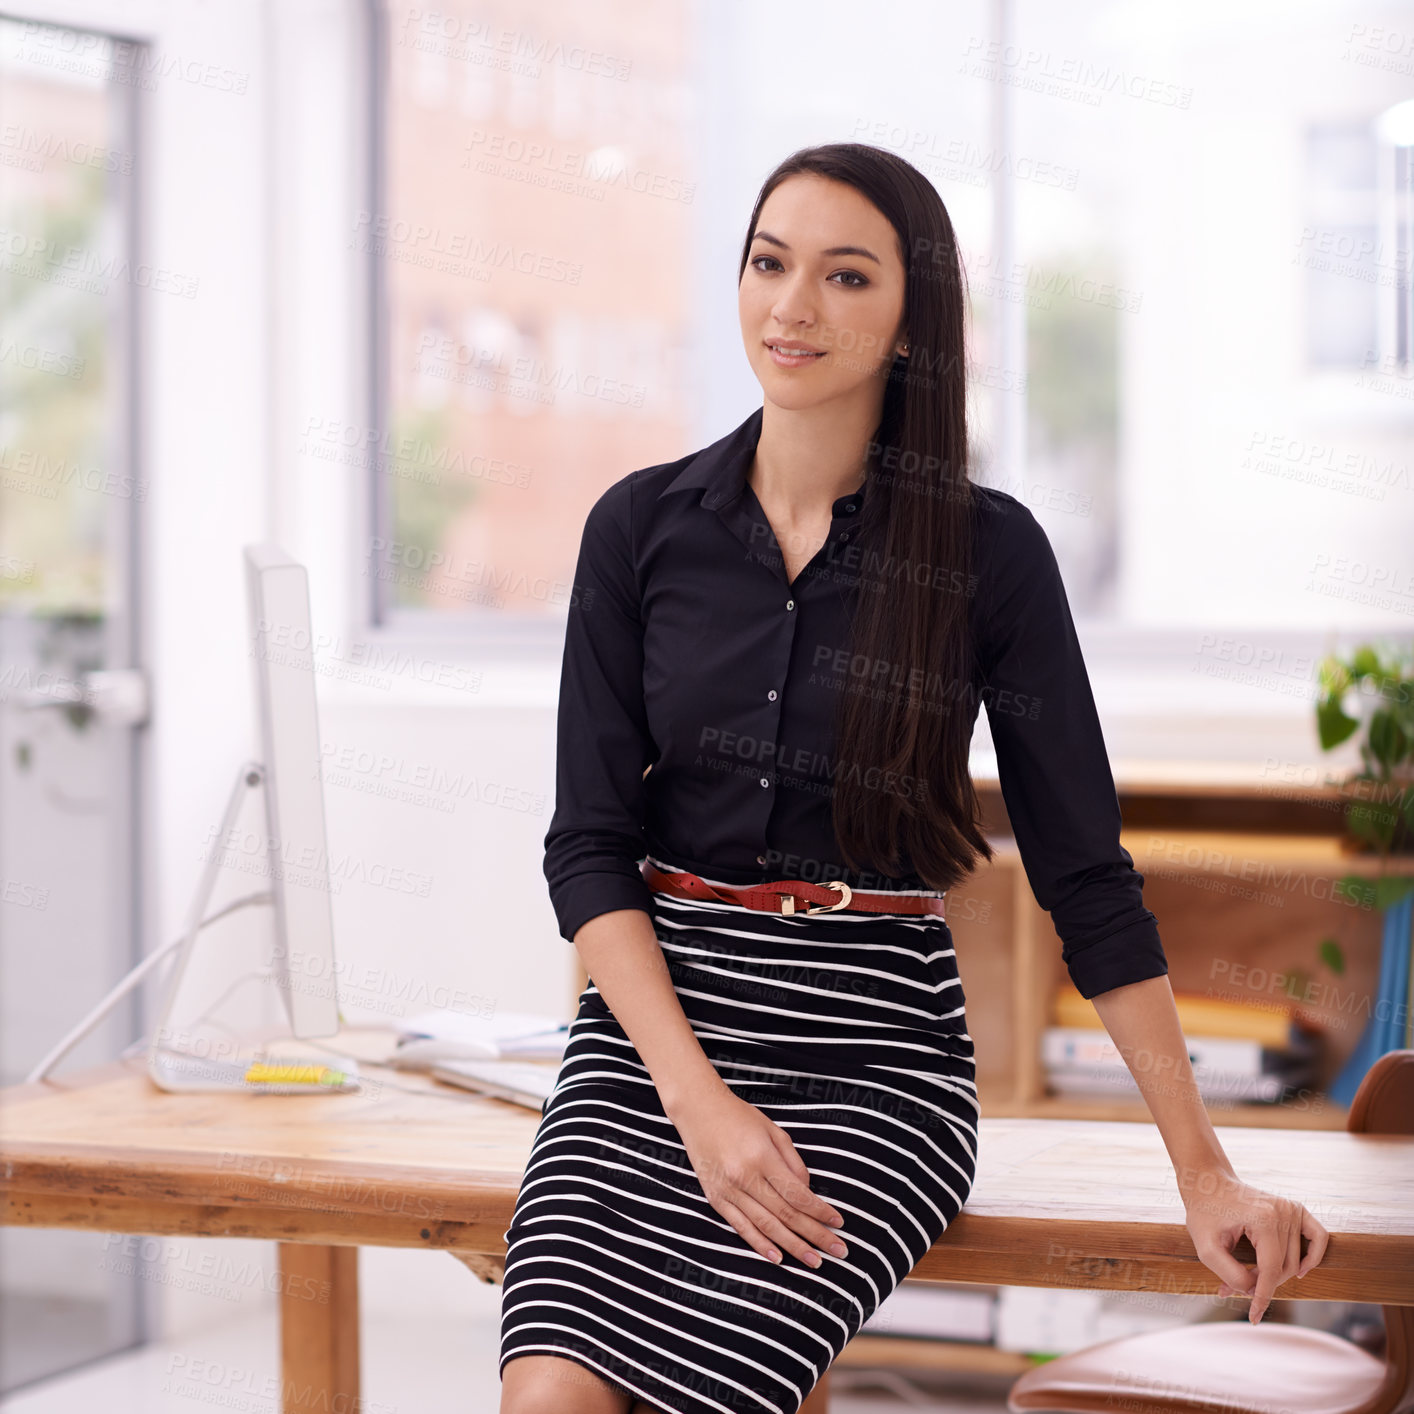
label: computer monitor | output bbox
[27,546,347,1092]
[143,545,341,1090]
[242,543,340,1039]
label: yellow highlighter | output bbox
[243,1062,350,1088]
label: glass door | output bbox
[0,14,148,1393]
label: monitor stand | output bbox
[23,760,357,1094]
[147,761,354,1094]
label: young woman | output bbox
[498,142,1329,1414]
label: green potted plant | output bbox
[1315,641,1414,905]
[1314,641,1414,1104]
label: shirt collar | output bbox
[659,404,867,518]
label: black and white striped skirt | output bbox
[498,862,979,1414]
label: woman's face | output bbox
[739,172,908,413]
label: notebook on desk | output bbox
[430,1058,561,1111]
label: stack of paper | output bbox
[389,1009,569,1070]
[431,1058,561,1111]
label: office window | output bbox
[370,0,693,627]
[1304,120,1381,369]
[0,24,127,615]
[366,0,1413,637]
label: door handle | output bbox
[12,667,150,728]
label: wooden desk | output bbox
[3,1052,1411,1413]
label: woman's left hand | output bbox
[1179,1167,1329,1323]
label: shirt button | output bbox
[845,502,856,513]
[840,532,850,542]
[785,599,794,611]
[757,854,767,865]
[767,689,777,701]
[759,777,770,788]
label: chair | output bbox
[1006,1049,1414,1414]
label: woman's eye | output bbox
[749,256,867,289]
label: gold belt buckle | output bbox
[781,880,853,916]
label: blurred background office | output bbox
[1,0,1411,1410]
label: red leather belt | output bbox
[641,860,946,919]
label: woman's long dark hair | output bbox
[737,142,993,893]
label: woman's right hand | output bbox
[670,1084,849,1268]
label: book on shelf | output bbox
[1040,1020,1321,1104]
[1045,1064,1288,1104]
[1051,981,1294,1048]
[1042,1026,1263,1074]
[860,1281,995,1343]
[995,1285,1216,1355]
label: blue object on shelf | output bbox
[1328,890,1413,1107]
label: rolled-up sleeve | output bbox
[543,474,658,944]
[977,501,1168,999]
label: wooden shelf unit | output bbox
[961,771,1409,1130]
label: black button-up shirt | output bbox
[543,404,1168,999]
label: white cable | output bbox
[148,967,275,1056]
[25,891,272,1083]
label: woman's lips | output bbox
[765,341,826,367]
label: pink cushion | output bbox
[1008,1320,1387,1414]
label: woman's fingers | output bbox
[1245,1217,1287,1323]
[711,1196,782,1263]
[1284,1213,1303,1288]
[732,1188,843,1268]
[771,1125,814,1184]
[680,1092,850,1268]
[750,1157,851,1259]
[767,1122,846,1228]
[767,1159,847,1232]
[1296,1207,1329,1279]
[782,1172,847,1231]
